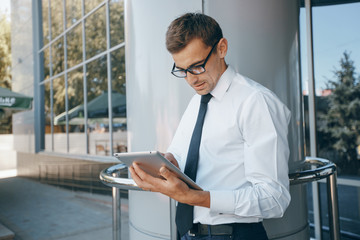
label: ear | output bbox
[217,38,228,58]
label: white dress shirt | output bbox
[167,65,291,225]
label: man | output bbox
[129,12,291,240]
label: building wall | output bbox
[0,134,16,170]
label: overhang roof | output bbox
[300,0,360,7]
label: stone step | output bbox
[0,223,14,240]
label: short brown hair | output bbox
[166,12,223,54]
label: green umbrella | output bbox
[54,91,126,125]
[0,87,33,110]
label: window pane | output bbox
[111,47,127,153]
[53,76,67,153]
[42,0,49,45]
[85,6,106,59]
[50,0,63,39]
[86,57,109,155]
[68,67,85,154]
[84,0,104,15]
[51,37,64,76]
[336,184,360,237]
[42,47,50,82]
[300,3,360,239]
[44,81,52,151]
[67,23,83,68]
[311,3,360,177]
[109,0,124,47]
[65,0,82,28]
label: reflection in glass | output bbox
[68,68,85,154]
[50,0,63,39]
[85,6,106,60]
[67,23,83,68]
[84,0,104,15]
[111,47,127,153]
[51,37,64,76]
[53,76,67,153]
[65,0,82,28]
[40,0,126,156]
[109,0,124,48]
[42,47,50,82]
[300,4,360,238]
[86,57,109,155]
[111,47,125,95]
[44,81,52,151]
[312,4,360,177]
[42,0,49,45]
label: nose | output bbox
[185,72,199,85]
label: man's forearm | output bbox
[183,189,210,208]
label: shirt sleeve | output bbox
[210,91,291,219]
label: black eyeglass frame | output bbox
[171,40,220,78]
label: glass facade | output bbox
[39,0,126,156]
[300,2,360,239]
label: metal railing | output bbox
[100,157,340,240]
[289,157,340,240]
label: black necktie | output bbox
[175,93,212,238]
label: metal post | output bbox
[170,198,177,240]
[112,172,121,240]
[327,172,340,240]
[305,0,323,238]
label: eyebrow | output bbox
[175,58,206,70]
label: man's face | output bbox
[172,38,223,95]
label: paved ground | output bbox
[0,176,129,240]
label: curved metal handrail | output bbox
[289,157,337,185]
[101,157,337,189]
[99,163,143,191]
[100,157,339,240]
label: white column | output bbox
[125,1,202,239]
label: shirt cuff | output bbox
[210,190,235,214]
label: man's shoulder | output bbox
[229,72,287,111]
[230,72,270,98]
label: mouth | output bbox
[194,82,206,90]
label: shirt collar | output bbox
[210,65,235,101]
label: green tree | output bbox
[318,52,360,175]
[0,11,11,89]
[0,11,12,134]
[42,0,125,119]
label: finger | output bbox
[133,162,152,180]
[159,166,176,181]
[132,163,165,190]
[129,165,153,190]
[164,153,179,168]
[159,166,190,193]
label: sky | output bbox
[1,0,359,92]
[300,2,360,92]
[0,0,11,20]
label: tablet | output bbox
[114,151,202,190]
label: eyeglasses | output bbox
[171,41,219,78]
